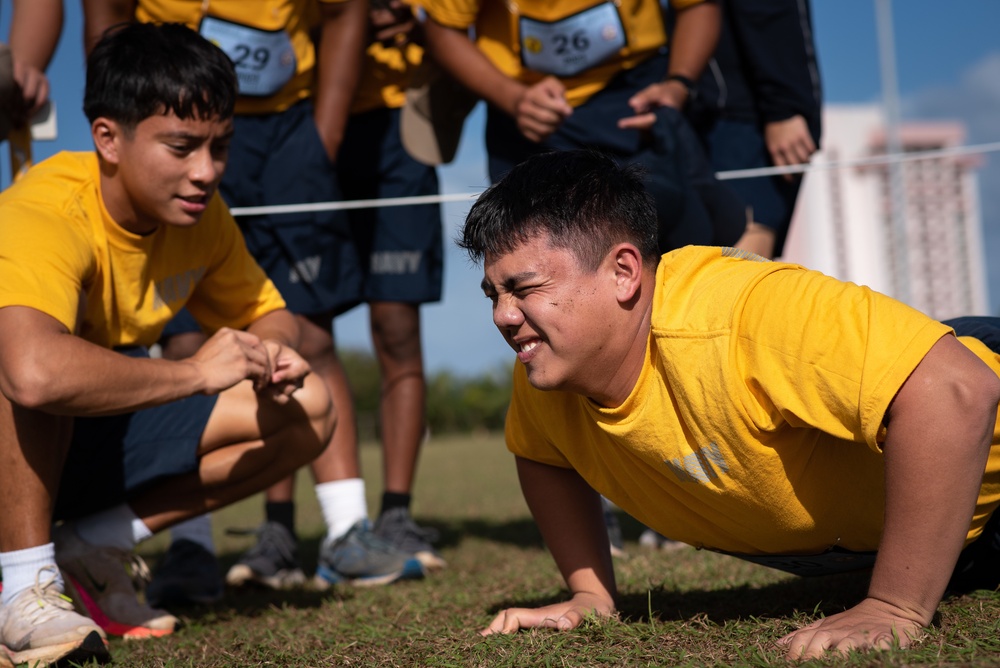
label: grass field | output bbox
[112,433,1000,667]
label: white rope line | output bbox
[714,139,1000,180]
[229,140,1000,217]
[230,192,478,216]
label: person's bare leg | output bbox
[226,313,378,589]
[131,372,333,532]
[262,313,360,505]
[0,394,73,552]
[0,395,107,668]
[369,301,425,496]
[301,313,360,483]
[368,302,444,570]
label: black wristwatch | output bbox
[664,73,697,101]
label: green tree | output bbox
[339,347,513,437]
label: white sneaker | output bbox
[54,524,178,640]
[0,565,109,666]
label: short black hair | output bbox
[84,22,237,132]
[460,150,660,271]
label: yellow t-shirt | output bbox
[0,152,286,348]
[506,246,1000,560]
[423,0,703,107]
[135,0,345,115]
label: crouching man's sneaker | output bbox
[53,525,179,640]
[313,520,424,588]
[147,539,224,607]
[0,566,110,667]
[225,522,306,590]
[374,508,447,572]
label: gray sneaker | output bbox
[374,508,447,571]
[225,522,306,590]
[313,520,425,588]
[147,539,224,607]
[0,565,109,667]
[54,524,179,640]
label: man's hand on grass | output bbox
[777,597,926,660]
[480,592,614,635]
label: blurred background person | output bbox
[682,0,822,259]
[1,0,63,181]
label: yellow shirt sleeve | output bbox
[0,184,94,334]
[733,266,952,452]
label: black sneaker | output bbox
[225,522,306,590]
[147,539,224,607]
[374,507,447,571]
[313,520,425,588]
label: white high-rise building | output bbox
[781,104,988,320]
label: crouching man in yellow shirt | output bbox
[460,149,1000,660]
[0,23,335,666]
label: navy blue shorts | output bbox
[697,118,803,256]
[53,348,218,521]
[485,51,746,252]
[224,100,356,317]
[330,106,443,314]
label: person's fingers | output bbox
[617,112,656,131]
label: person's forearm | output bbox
[8,0,63,70]
[517,456,617,605]
[665,1,719,81]
[313,0,368,160]
[246,309,301,351]
[81,0,136,56]
[424,18,523,118]
[869,335,999,623]
[0,314,207,416]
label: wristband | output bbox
[665,73,697,99]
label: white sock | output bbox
[169,515,215,554]
[0,543,62,603]
[315,478,368,540]
[73,503,153,551]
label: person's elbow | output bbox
[966,362,1000,432]
[0,351,61,410]
[945,352,1000,447]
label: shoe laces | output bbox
[15,566,76,624]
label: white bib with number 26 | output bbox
[518,3,626,78]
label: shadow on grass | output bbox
[429,517,543,549]
[486,569,872,625]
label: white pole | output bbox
[875,0,910,304]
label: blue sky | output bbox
[3,0,1000,375]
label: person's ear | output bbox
[611,243,644,303]
[91,117,123,165]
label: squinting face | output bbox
[103,111,233,235]
[481,234,622,397]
